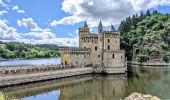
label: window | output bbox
[108,39,110,43]
[95,46,97,50]
[112,54,115,59]
[100,37,102,41]
[84,47,86,48]
[108,45,110,50]
[98,55,100,58]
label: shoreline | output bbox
[127,61,170,66]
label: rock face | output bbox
[125,92,161,100]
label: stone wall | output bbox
[0,67,93,87]
[103,51,126,68]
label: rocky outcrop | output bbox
[125,92,161,100]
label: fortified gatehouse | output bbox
[60,21,126,74]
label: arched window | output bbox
[108,45,110,50]
[112,54,115,59]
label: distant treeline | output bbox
[0,42,60,59]
[119,10,170,62]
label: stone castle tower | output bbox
[60,21,126,72]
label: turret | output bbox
[98,20,103,33]
[78,21,90,48]
[78,21,90,37]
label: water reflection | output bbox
[1,66,170,100]
[125,67,170,99]
[0,75,126,100]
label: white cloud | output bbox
[17,18,38,29]
[0,10,8,16]
[12,5,25,14]
[0,19,22,40]
[0,19,78,46]
[0,0,8,8]
[25,31,56,40]
[51,0,170,27]
[17,18,52,32]
[16,17,78,46]
[17,10,25,14]
[12,5,19,10]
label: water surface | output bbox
[0,66,170,100]
[0,58,60,66]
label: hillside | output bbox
[0,42,60,59]
[119,10,170,62]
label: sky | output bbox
[1,0,170,47]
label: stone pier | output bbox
[0,64,126,87]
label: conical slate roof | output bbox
[98,20,103,28]
[110,24,116,31]
[84,21,88,28]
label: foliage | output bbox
[119,10,170,62]
[0,42,60,59]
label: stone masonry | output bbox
[60,21,126,73]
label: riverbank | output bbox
[128,61,170,66]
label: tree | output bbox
[146,10,151,16]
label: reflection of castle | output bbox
[59,75,126,100]
[60,21,126,70]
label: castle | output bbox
[60,21,126,73]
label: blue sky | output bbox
[1,0,170,46]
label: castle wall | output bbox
[67,53,90,67]
[104,33,120,51]
[80,36,101,65]
[103,51,125,68]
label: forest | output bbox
[119,10,170,62]
[0,42,60,59]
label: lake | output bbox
[0,66,170,100]
[0,58,61,66]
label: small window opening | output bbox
[108,39,110,43]
[108,45,110,50]
[112,54,115,59]
[98,55,100,58]
[95,46,97,50]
